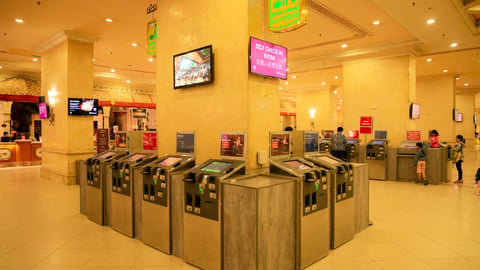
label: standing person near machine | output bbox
[413,142,428,185]
[452,134,465,183]
[429,129,440,148]
[330,127,348,160]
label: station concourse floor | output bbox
[0,147,480,270]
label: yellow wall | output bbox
[156,0,280,169]
[296,89,334,132]
[416,75,456,142]
[343,55,416,145]
[456,93,476,144]
[41,39,95,184]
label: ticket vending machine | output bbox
[85,150,128,225]
[291,130,319,158]
[110,152,157,237]
[366,130,389,180]
[269,132,330,269]
[396,141,420,181]
[183,132,247,270]
[319,139,331,152]
[141,132,196,257]
[304,153,355,248]
[346,139,360,162]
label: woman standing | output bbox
[429,129,440,148]
[452,134,465,183]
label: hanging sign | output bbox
[147,20,157,55]
[360,116,373,134]
[96,129,109,154]
[269,0,308,32]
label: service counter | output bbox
[0,140,42,167]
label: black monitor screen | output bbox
[174,45,213,89]
[304,132,319,153]
[374,130,387,140]
[270,133,290,157]
[283,160,312,170]
[200,161,232,173]
[68,98,99,116]
[176,132,195,154]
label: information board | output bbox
[360,116,373,134]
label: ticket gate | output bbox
[222,173,296,270]
[346,139,360,162]
[304,153,355,249]
[85,150,128,225]
[269,157,330,269]
[141,154,195,256]
[319,139,331,152]
[183,159,246,270]
[366,140,388,180]
[396,141,420,181]
[110,152,157,237]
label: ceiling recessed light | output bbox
[0,66,2,69]
[126,80,131,83]
[322,82,326,85]
[105,18,113,23]
[292,75,296,79]
[464,83,469,86]
[286,68,289,72]
[92,58,96,62]
[341,44,348,48]
[132,42,138,47]
[426,58,432,62]
[110,68,115,73]
[443,69,448,73]
[334,75,339,80]
[456,77,460,80]
[285,82,288,85]
[450,43,458,48]
[15,18,24,23]
[32,58,38,62]
[333,90,337,95]
[279,87,282,90]
[372,20,380,25]
[427,19,435,24]
[148,57,154,62]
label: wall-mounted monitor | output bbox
[270,132,290,158]
[176,132,195,154]
[68,98,99,116]
[304,131,319,154]
[321,130,334,139]
[456,113,463,123]
[249,37,287,80]
[39,102,48,119]
[174,45,213,89]
[220,132,246,160]
[453,108,458,121]
[409,103,420,119]
[374,130,387,140]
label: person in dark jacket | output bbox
[414,142,428,185]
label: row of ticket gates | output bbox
[79,130,369,270]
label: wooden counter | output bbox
[0,140,42,167]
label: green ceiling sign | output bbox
[269,0,307,32]
[147,20,157,55]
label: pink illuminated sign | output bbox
[249,37,287,80]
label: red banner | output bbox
[406,131,421,141]
[143,132,157,150]
[360,116,373,134]
[348,130,360,139]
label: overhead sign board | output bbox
[269,0,307,32]
[147,20,157,55]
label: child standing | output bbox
[414,142,428,185]
[452,134,465,183]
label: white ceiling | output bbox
[1,0,480,106]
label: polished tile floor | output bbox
[0,146,479,270]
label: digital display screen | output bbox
[98,151,116,159]
[410,103,420,119]
[200,161,232,173]
[220,133,245,158]
[322,130,334,139]
[176,132,195,154]
[125,154,146,162]
[283,160,312,170]
[456,113,463,122]
[160,156,183,166]
[316,156,340,165]
[249,37,287,80]
[304,132,319,153]
[374,130,387,140]
[39,103,48,119]
[174,45,213,89]
[68,98,99,116]
[270,132,290,157]
[372,140,385,145]
[321,139,331,143]
[347,139,356,144]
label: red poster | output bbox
[406,131,421,141]
[360,116,373,134]
[348,130,360,139]
[143,132,157,151]
[96,129,109,154]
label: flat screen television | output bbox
[456,113,463,123]
[409,103,420,119]
[176,132,195,154]
[453,109,458,121]
[374,130,387,140]
[249,37,287,80]
[174,45,213,89]
[68,98,99,116]
[304,131,319,153]
[39,102,48,119]
[270,132,290,158]
[220,132,246,159]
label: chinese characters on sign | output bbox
[269,0,307,32]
